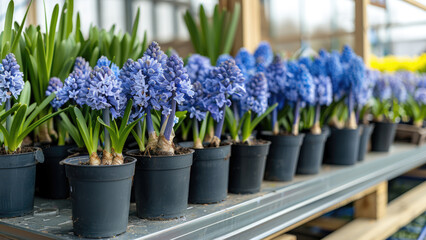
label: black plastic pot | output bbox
[262,133,304,181]
[371,122,397,152]
[324,127,360,165]
[61,156,136,238]
[297,131,328,175]
[37,145,71,199]
[358,124,375,161]
[126,149,193,219]
[0,148,44,218]
[179,142,231,204]
[228,141,270,194]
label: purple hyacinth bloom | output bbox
[356,69,379,106]
[158,54,194,116]
[340,45,355,63]
[417,74,426,89]
[145,41,167,68]
[74,57,92,73]
[0,53,24,103]
[204,59,246,122]
[265,55,287,95]
[241,73,269,115]
[96,56,120,77]
[374,74,392,101]
[254,41,273,70]
[314,75,332,106]
[127,55,164,119]
[310,57,327,77]
[342,56,365,98]
[45,77,63,97]
[285,62,315,106]
[86,66,126,119]
[325,51,343,98]
[216,54,233,66]
[389,75,407,103]
[415,88,426,105]
[235,48,255,79]
[180,54,211,121]
[185,54,211,84]
[298,57,312,71]
[395,71,418,95]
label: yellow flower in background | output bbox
[370,54,426,73]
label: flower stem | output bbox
[233,103,240,123]
[103,109,111,153]
[6,99,11,131]
[346,91,357,129]
[215,106,226,139]
[311,103,321,134]
[271,95,278,135]
[292,100,300,136]
[146,106,155,135]
[164,99,176,141]
[193,120,203,149]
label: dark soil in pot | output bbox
[126,148,193,219]
[179,142,231,204]
[297,131,328,175]
[228,140,270,194]
[358,124,375,161]
[324,127,360,165]
[67,147,90,156]
[0,147,44,218]
[61,156,136,238]
[261,133,305,181]
[371,122,397,152]
[37,145,72,199]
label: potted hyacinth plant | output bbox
[371,73,407,152]
[404,75,426,128]
[296,56,332,174]
[263,60,313,181]
[221,43,276,193]
[58,57,138,238]
[356,69,379,161]
[0,54,68,217]
[322,46,365,165]
[124,42,195,219]
[178,54,233,204]
[36,57,92,199]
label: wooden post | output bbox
[354,181,388,219]
[355,0,370,65]
[27,0,37,26]
[219,0,262,54]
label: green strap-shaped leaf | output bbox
[11,0,33,54]
[0,103,21,123]
[129,8,140,57]
[1,0,14,57]
[250,103,278,132]
[222,3,240,54]
[59,112,84,147]
[242,111,252,142]
[24,93,56,129]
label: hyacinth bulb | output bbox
[241,72,269,115]
[0,53,24,104]
[45,77,63,97]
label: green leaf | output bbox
[199,112,209,142]
[223,3,240,54]
[46,4,59,72]
[36,32,48,104]
[65,0,74,38]
[9,105,28,147]
[1,0,14,57]
[11,0,33,54]
[199,5,214,63]
[242,111,252,142]
[0,103,21,123]
[250,103,278,132]
[24,93,56,129]
[129,8,140,57]
[59,112,84,147]
[74,107,91,151]
[183,11,202,54]
[18,81,31,105]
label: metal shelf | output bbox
[1,143,426,240]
